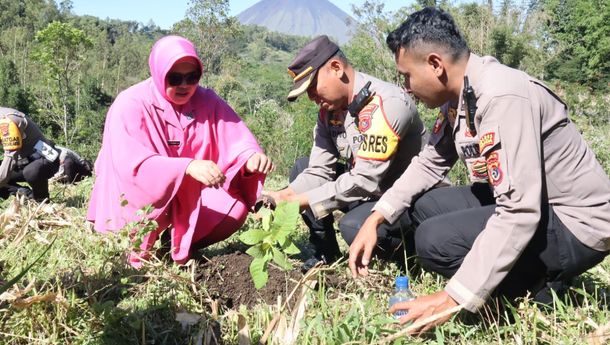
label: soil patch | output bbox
[195,251,302,308]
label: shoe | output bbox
[15,187,33,199]
[300,248,341,273]
[532,280,570,305]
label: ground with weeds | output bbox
[0,175,608,345]
[194,251,302,308]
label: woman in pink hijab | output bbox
[88,35,272,267]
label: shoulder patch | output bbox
[356,95,399,161]
[479,132,495,153]
[486,151,503,186]
[0,117,22,151]
[357,102,379,132]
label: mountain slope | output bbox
[237,0,354,44]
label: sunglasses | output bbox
[167,71,201,87]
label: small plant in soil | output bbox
[120,199,159,254]
[239,201,301,289]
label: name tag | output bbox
[167,140,181,146]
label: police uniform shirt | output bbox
[374,54,610,312]
[0,107,47,184]
[290,71,424,219]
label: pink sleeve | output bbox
[211,95,265,209]
[111,96,192,211]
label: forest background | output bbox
[1,0,608,176]
[0,0,609,344]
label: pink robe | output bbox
[87,35,264,267]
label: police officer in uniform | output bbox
[263,35,426,270]
[348,8,610,333]
[53,145,93,184]
[0,107,60,202]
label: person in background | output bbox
[0,107,59,202]
[348,7,610,334]
[264,35,426,271]
[52,145,93,184]
[88,35,273,267]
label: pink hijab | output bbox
[87,35,264,266]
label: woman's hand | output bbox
[245,153,274,175]
[186,160,226,188]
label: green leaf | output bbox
[245,244,266,259]
[282,241,301,255]
[239,229,268,245]
[270,201,300,245]
[263,246,274,260]
[258,207,272,231]
[272,201,300,234]
[271,247,292,270]
[250,257,269,289]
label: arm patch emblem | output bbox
[356,95,399,161]
[479,132,495,153]
[357,103,378,132]
[486,152,503,186]
[0,117,22,151]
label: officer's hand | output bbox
[348,211,385,278]
[245,153,274,175]
[263,188,295,203]
[389,290,459,336]
[186,160,226,188]
[262,190,280,203]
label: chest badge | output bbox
[329,119,343,127]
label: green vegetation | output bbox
[0,0,608,344]
[239,202,301,289]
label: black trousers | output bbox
[12,157,60,201]
[412,184,609,300]
[0,182,30,199]
[290,157,414,258]
[60,156,92,183]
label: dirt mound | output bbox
[195,251,302,308]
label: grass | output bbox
[0,102,609,344]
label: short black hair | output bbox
[330,50,349,65]
[386,7,469,61]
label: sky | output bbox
[70,0,411,30]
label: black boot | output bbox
[301,229,341,273]
[532,279,571,306]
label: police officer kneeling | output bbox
[0,107,60,202]
[348,7,610,332]
[264,36,426,271]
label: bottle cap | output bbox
[395,276,409,289]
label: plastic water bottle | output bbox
[389,276,414,319]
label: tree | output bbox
[31,21,93,144]
[173,0,242,81]
[343,0,404,83]
[542,0,610,90]
[0,56,31,113]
